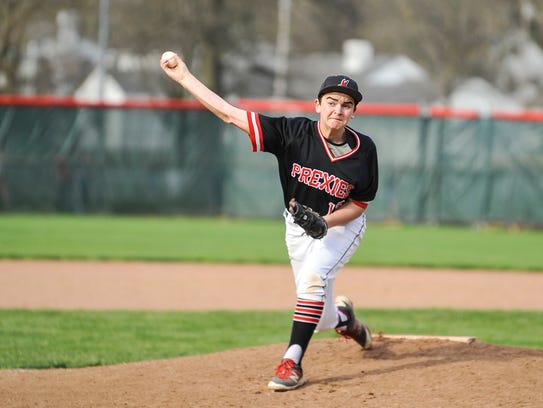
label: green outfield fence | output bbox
[0,95,542,226]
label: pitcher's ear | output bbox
[314,98,321,113]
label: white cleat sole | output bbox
[267,377,306,391]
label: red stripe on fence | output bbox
[0,95,206,110]
[1,95,542,122]
[491,110,543,122]
[358,103,420,116]
[428,106,480,120]
[237,99,315,112]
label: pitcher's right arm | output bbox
[160,51,249,134]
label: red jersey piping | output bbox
[317,121,360,162]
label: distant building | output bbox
[448,78,523,112]
[223,38,441,105]
[74,67,126,103]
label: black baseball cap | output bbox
[317,75,363,105]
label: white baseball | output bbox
[161,51,178,68]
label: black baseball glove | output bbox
[288,198,328,239]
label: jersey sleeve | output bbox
[351,200,369,210]
[246,112,308,155]
[246,111,264,152]
[351,137,379,203]
[246,111,288,153]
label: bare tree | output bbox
[0,1,44,93]
[349,0,543,94]
[104,0,276,94]
[3,0,543,102]
[0,0,98,94]
[1,0,277,96]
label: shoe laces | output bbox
[275,359,297,379]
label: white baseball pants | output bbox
[283,209,367,332]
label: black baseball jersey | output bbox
[246,112,378,216]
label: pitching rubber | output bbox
[378,334,477,344]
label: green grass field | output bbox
[1,308,542,369]
[1,213,542,369]
[1,213,542,270]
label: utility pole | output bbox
[273,0,292,98]
[97,0,110,102]
[96,0,110,211]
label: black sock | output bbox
[288,320,317,358]
[283,298,324,363]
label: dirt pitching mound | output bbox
[1,337,542,408]
[1,260,543,407]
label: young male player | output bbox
[160,51,378,391]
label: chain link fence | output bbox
[1,97,542,227]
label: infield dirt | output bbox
[1,260,542,407]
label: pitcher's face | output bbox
[315,92,356,132]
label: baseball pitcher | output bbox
[160,51,378,391]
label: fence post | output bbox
[480,113,494,223]
[416,108,430,223]
[427,117,446,224]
